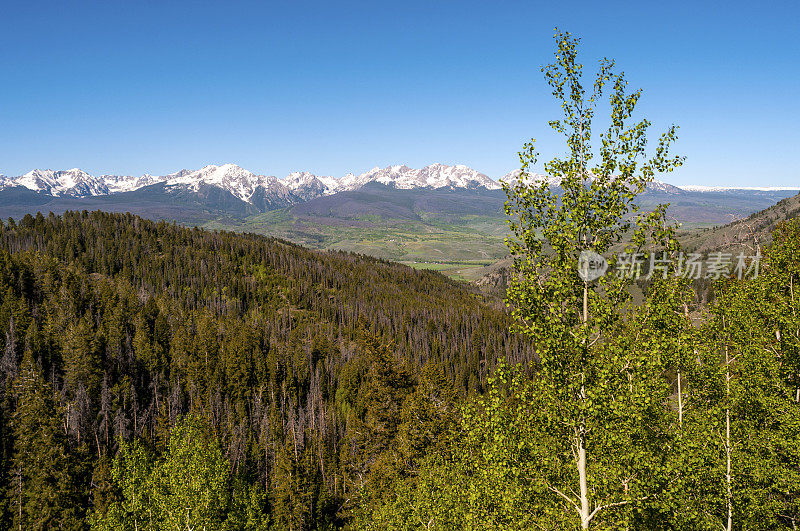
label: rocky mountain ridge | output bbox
[0,163,503,203]
[4,163,779,204]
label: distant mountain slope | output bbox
[679,191,800,252]
[639,189,799,225]
[216,183,511,263]
[0,183,258,224]
[223,181,800,265]
[498,170,797,224]
[2,162,795,227]
[289,182,507,221]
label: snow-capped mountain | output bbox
[336,172,361,191]
[282,171,339,201]
[5,163,787,208]
[0,169,109,197]
[499,170,684,194]
[162,164,282,203]
[249,177,297,211]
[102,173,163,194]
[352,164,501,191]
[646,180,685,194]
[1,163,796,230]
[677,185,800,192]
[0,163,504,202]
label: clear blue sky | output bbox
[1,0,798,186]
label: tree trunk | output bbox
[17,468,22,531]
[790,277,800,402]
[578,431,590,529]
[583,282,588,328]
[725,342,733,531]
[677,369,683,428]
[579,279,590,527]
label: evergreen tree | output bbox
[8,350,83,529]
[396,362,457,475]
[340,334,413,515]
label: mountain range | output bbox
[2,163,794,206]
[0,163,503,203]
[0,163,797,270]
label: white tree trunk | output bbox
[725,343,733,531]
[677,369,683,428]
[578,432,590,529]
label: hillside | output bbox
[0,182,260,224]
[206,183,510,269]
[0,211,530,527]
[679,190,800,252]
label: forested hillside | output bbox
[0,210,531,529]
[679,191,800,253]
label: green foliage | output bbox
[92,416,268,530]
[686,221,800,529]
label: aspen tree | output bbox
[692,222,800,529]
[503,29,683,529]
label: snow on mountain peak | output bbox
[283,171,328,190]
[164,164,279,202]
[280,171,339,201]
[646,179,685,194]
[499,170,684,194]
[349,163,501,191]
[3,168,109,197]
[0,163,525,202]
[102,173,163,194]
[677,185,800,192]
[1,163,793,211]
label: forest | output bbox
[0,209,537,529]
[1,205,799,529]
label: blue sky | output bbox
[1,0,797,186]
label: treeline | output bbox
[0,210,532,529]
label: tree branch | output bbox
[545,482,580,512]
[587,497,639,524]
